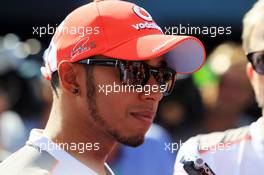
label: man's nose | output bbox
[139,76,163,102]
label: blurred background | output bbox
[0,0,261,175]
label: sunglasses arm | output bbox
[78,59,119,67]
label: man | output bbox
[0,0,205,175]
[174,1,264,174]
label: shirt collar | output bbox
[26,129,114,175]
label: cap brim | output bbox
[102,34,206,74]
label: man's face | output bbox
[246,19,264,107]
[81,57,164,147]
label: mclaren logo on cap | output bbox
[133,6,153,22]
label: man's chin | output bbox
[110,132,145,147]
[106,126,147,147]
[118,135,145,147]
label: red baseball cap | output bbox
[41,0,206,80]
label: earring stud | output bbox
[71,87,79,94]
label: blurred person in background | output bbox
[0,87,12,161]
[174,1,264,174]
[0,35,46,159]
[156,76,205,143]
[0,54,26,158]
[196,42,256,132]
[40,77,53,127]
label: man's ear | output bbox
[246,63,254,82]
[57,61,79,94]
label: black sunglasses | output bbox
[78,58,177,96]
[247,51,264,74]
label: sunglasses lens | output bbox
[119,61,176,96]
[120,61,148,85]
[153,69,176,96]
[250,53,264,74]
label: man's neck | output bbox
[44,102,116,175]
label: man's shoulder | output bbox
[0,145,58,175]
[193,125,251,154]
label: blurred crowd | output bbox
[0,33,261,174]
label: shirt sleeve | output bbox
[173,137,199,175]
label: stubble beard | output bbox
[85,67,144,147]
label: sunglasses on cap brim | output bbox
[247,51,264,75]
[77,57,177,96]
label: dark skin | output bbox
[44,56,164,175]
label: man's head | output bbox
[53,56,171,147]
[243,0,264,108]
[42,0,206,147]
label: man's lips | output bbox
[130,111,155,124]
